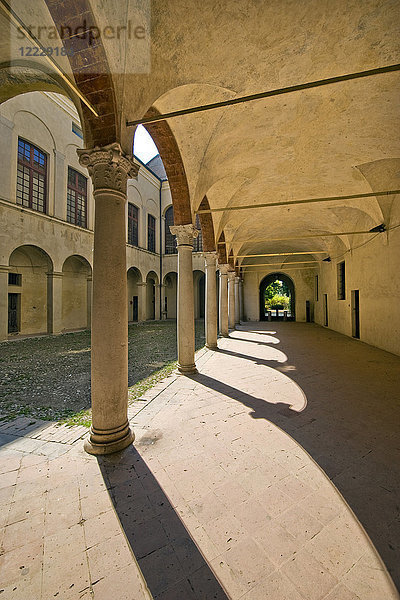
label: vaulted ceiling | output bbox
[1,0,399,267]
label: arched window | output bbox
[165,206,177,254]
[193,214,203,252]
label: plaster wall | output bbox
[243,269,315,323]
[314,226,400,356]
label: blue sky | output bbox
[133,124,159,163]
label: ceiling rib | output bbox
[197,190,400,214]
[126,63,400,126]
[219,228,385,244]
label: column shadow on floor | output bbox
[191,327,400,590]
[97,446,229,600]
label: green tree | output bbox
[264,279,291,309]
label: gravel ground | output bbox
[0,320,205,422]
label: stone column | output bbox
[218,264,229,337]
[204,252,218,350]
[160,284,167,319]
[234,276,240,324]
[239,278,244,321]
[228,270,236,330]
[0,266,9,341]
[47,272,63,334]
[137,282,147,322]
[170,224,198,374]
[78,143,139,455]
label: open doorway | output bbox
[259,273,295,321]
[351,290,360,339]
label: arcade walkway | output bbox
[0,323,399,599]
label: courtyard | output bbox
[0,320,205,423]
[0,323,399,599]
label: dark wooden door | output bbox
[8,293,19,333]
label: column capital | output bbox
[218,263,229,275]
[137,281,148,287]
[234,275,241,283]
[47,271,63,278]
[203,251,218,267]
[77,143,139,195]
[227,270,236,281]
[170,224,198,247]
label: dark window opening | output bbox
[8,273,22,286]
[67,167,87,227]
[128,203,139,246]
[17,138,47,213]
[193,214,203,252]
[148,214,156,253]
[337,261,346,300]
[165,206,177,254]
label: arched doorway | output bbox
[259,273,295,321]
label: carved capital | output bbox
[228,270,236,281]
[170,224,199,247]
[203,251,218,268]
[218,263,229,276]
[77,143,139,196]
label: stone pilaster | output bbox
[78,143,139,455]
[0,266,10,341]
[47,271,63,334]
[170,224,198,374]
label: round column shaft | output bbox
[228,270,236,330]
[234,276,240,324]
[204,252,218,350]
[218,264,229,337]
[170,224,198,374]
[78,143,138,455]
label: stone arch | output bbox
[62,255,92,331]
[44,0,119,148]
[259,272,296,322]
[142,108,192,225]
[8,244,53,335]
[196,196,216,252]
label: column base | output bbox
[206,343,218,350]
[84,425,135,456]
[177,363,198,375]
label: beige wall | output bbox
[314,225,400,356]
[243,268,315,324]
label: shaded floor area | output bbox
[0,322,399,599]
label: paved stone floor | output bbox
[0,322,399,599]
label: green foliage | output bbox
[267,294,290,309]
[264,279,291,310]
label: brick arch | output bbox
[44,0,118,148]
[143,108,192,226]
[197,196,216,252]
[228,249,235,270]
[217,231,227,264]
